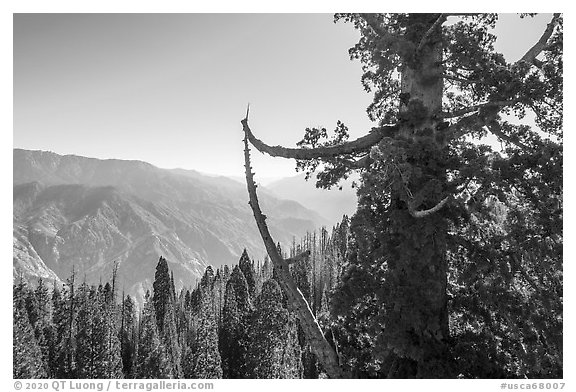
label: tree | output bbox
[245,279,302,378]
[120,294,137,378]
[51,272,78,378]
[186,282,222,378]
[212,269,226,329]
[16,278,55,376]
[74,284,102,378]
[100,283,123,378]
[153,256,172,334]
[219,267,251,378]
[135,291,172,379]
[13,284,47,378]
[238,249,257,299]
[161,300,183,378]
[241,13,562,378]
[153,256,182,377]
[75,283,123,378]
[219,284,239,378]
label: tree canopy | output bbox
[241,13,562,378]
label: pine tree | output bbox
[74,284,100,378]
[186,285,222,378]
[291,253,312,307]
[161,300,182,378]
[73,282,123,378]
[219,284,239,378]
[100,284,123,378]
[134,291,172,379]
[33,278,55,375]
[120,294,137,378]
[245,279,302,378]
[152,256,182,377]
[238,249,256,299]
[219,267,252,379]
[20,278,55,376]
[261,256,272,283]
[13,284,47,378]
[153,256,171,334]
[213,269,225,329]
[51,272,78,378]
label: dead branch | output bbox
[443,73,478,85]
[408,196,451,218]
[517,13,561,66]
[441,100,519,119]
[417,14,447,53]
[360,13,412,47]
[484,121,530,151]
[241,118,395,160]
[242,123,344,378]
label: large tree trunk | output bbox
[384,14,453,378]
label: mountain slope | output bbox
[13,149,329,301]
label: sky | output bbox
[13,13,554,179]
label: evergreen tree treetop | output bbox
[153,256,172,334]
[239,249,257,299]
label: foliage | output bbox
[135,291,172,379]
[245,279,302,378]
[295,13,563,378]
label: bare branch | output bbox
[417,14,447,52]
[285,250,311,265]
[517,13,561,66]
[441,100,518,119]
[242,118,395,160]
[360,13,411,47]
[243,137,284,264]
[443,73,478,85]
[242,125,344,378]
[408,196,451,218]
[484,121,530,151]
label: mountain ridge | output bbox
[13,148,329,303]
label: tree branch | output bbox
[417,14,447,53]
[360,13,411,47]
[242,118,395,160]
[441,100,518,119]
[242,124,344,378]
[484,121,530,151]
[517,13,561,66]
[408,196,451,218]
[443,73,478,85]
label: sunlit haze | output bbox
[14,13,552,179]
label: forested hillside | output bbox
[14,207,561,378]
[13,149,328,304]
[14,222,349,379]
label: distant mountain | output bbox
[266,173,358,225]
[13,149,329,302]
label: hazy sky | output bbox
[13,13,553,178]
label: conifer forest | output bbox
[13,13,563,379]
